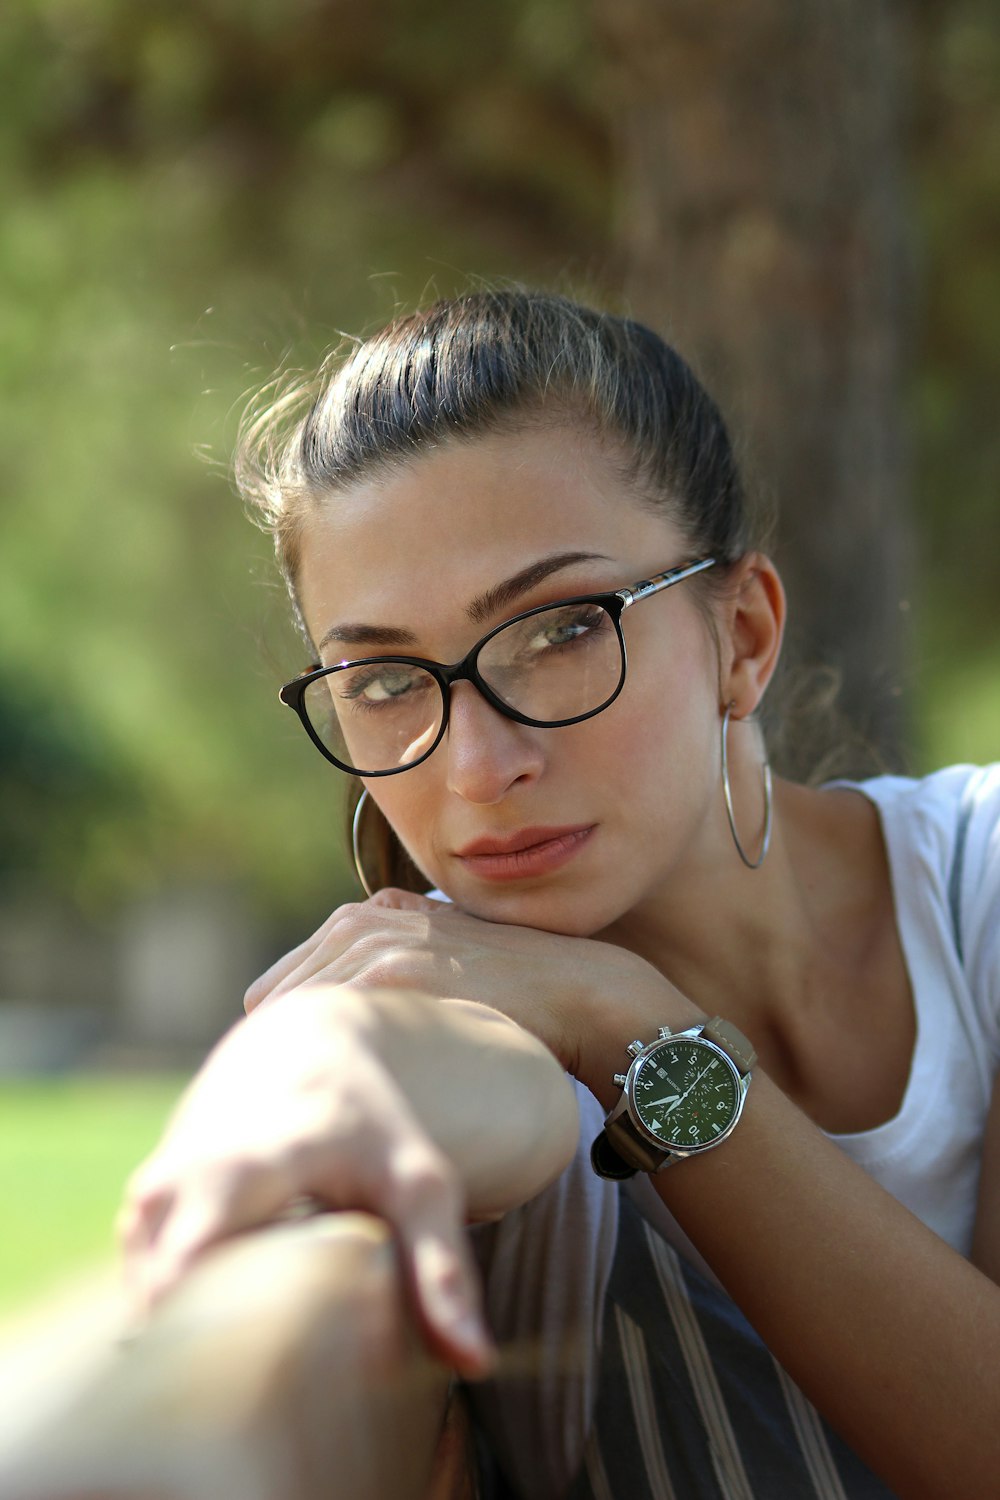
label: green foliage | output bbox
[912,0,1000,767]
[0,0,996,935]
[0,0,608,921]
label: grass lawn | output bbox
[0,1075,187,1318]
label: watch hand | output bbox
[674,1062,715,1109]
[647,1094,682,1110]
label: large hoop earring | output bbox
[721,703,773,870]
[351,788,375,897]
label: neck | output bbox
[597,778,892,1039]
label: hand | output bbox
[118,986,507,1379]
[244,888,698,1092]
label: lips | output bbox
[455,824,592,858]
[453,824,595,881]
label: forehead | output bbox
[297,425,681,639]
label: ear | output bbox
[718,553,785,717]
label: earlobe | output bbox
[721,555,786,717]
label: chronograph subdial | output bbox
[632,1038,741,1149]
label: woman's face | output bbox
[297,424,728,936]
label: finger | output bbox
[118,1176,172,1256]
[366,888,448,913]
[379,1140,495,1379]
[404,1214,495,1379]
[290,1061,495,1375]
[244,903,363,1012]
[257,906,429,1006]
[118,1174,177,1313]
[135,1157,295,1307]
[251,895,450,1012]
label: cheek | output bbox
[599,700,716,814]
[598,624,718,763]
[591,637,721,831]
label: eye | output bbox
[523,604,608,653]
[336,664,430,707]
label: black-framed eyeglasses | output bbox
[279,557,716,777]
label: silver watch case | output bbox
[606,1024,750,1170]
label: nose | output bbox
[443,681,545,804]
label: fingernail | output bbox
[452,1311,496,1374]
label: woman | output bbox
[121,291,1000,1498]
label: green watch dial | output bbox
[632,1037,741,1149]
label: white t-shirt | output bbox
[469,764,1000,1497]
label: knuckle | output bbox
[387,1146,459,1220]
[359,952,406,989]
[124,1162,169,1208]
[366,887,414,911]
[366,889,400,910]
[331,901,365,932]
[119,1163,177,1243]
[329,900,362,922]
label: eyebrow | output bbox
[316,550,610,654]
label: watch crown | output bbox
[613,1072,628,1087]
[626,1039,644,1057]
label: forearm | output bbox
[654,1074,1000,1499]
[567,966,1000,1497]
[1,1215,451,1500]
[345,987,580,1219]
[121,982,578,1376]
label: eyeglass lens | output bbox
[302,599,624,774]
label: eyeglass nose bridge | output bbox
[432,644,532,733]
[432,603,630,736]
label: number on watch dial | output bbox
[632,1038,740,1148]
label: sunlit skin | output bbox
[296,424,913,1138]
[114,420,1000,1500]
[299,426,753,941]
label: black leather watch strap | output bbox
[589,1130,639,1180]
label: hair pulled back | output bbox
[237,289,753,617]
[235,288,758,891]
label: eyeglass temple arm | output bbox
[616,556,717,610]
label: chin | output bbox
[442,877,628,939]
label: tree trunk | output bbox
[597,0,913,775]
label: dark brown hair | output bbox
[236,289,758,890]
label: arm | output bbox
[573,973,1000,1500]
[971,1070,1000,1282]
[120,985,579,1376]
[644,1069,1000,1500]
[258,888,1000,1498]
[1,1214,455,1500]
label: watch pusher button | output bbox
[626,1039,644,1057]
[657,1026,672,1039]
[613,1073,628,1087]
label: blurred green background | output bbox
[1,0,998,1311]
[0,1076,184,1316]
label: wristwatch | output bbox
[591,1017,756,1180]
